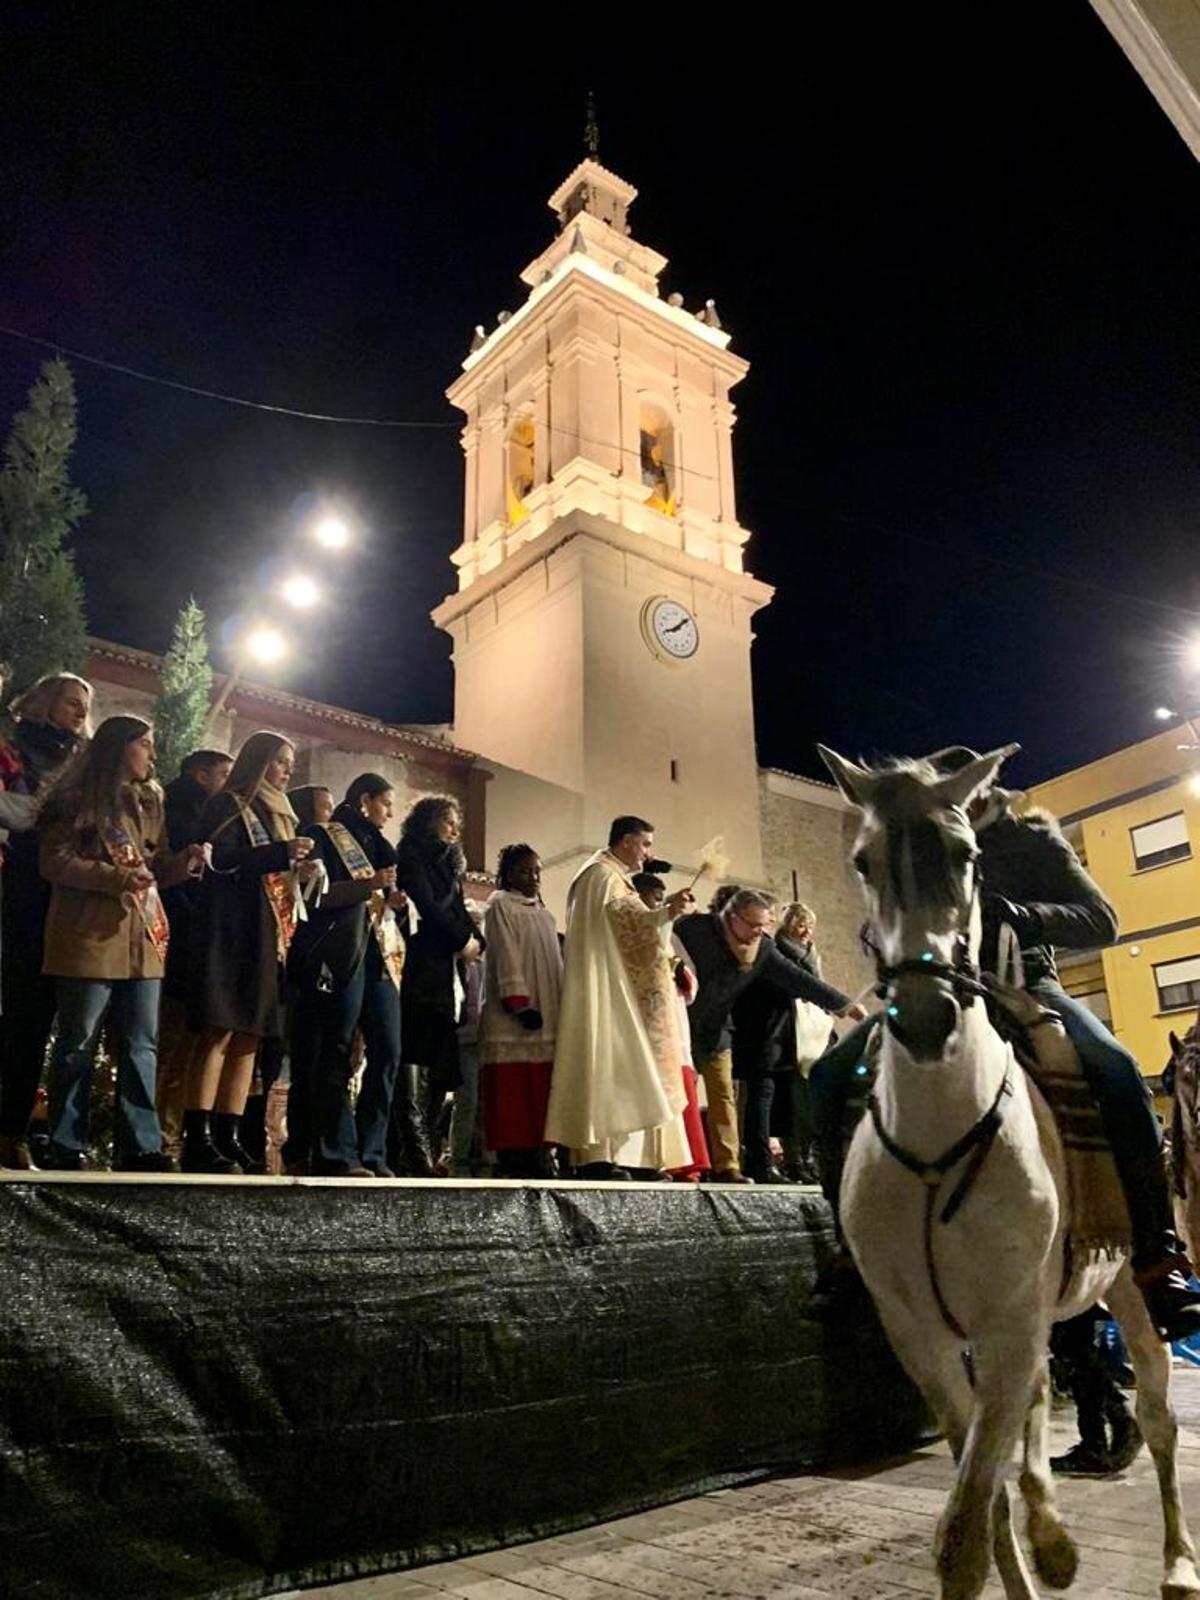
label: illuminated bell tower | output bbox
[432,146,773,889]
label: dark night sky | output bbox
[2,6,1199,789]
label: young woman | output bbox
[38,715,206,1170]
[393,795,480,1176]
[0,671,93,1168]
[479,845,562,1178]
[285,773,405,1176]
[183,731,315,1173]
[288,785,334,829]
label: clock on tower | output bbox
[432,150,774,913]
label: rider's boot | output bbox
[1121,1144,1200,1342]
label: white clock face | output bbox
[649,599,699,660]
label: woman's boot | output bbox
[392,1064,435,1177]
[180,1110,239,1175]
[211,1112,265,1175]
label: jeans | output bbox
[740,1072,776,1181]
[356,968,401,1168]
[447,1040,480,1176]
[48,977,164,1159]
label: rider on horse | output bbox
[811,744,1200,1343]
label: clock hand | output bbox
[664,618,691,633]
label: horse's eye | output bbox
[853,850,870,878]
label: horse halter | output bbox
[865,854,985,1010]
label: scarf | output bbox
[10,719,80,794]
[325,811,405,989]
[101,814,170,962]
[236,787,301,960]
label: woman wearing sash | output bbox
[183,731,315,1173]
[39,716,207,1170]
[285,773,406,1176]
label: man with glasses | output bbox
[675,889,865,1184]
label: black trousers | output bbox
[0,935,57,1140]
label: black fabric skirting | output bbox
[0,1178,929,1600]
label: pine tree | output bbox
[0,359,89,700]
[152,598,213,780]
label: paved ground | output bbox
[293,1366,1200,1600]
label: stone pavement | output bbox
[296,1365,1200,1600]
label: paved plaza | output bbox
[298,1365,1200,1600]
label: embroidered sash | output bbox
[102,822,170,962]
[238,802,301,961]
[326,820,406,989]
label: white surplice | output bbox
[545,850,689,1169]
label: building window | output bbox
[638,405,676,517]
[1075,988,1112,1026]
[505,415,535,527]
[1154,955,1200,1013]
[1130,812,1190,871]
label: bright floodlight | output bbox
[1187,634,1200,675]
[1154,706,1176,722]
[281,572,320,609]
[246,625,287,665]
[314,516,350,550]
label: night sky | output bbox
[3,8,1199,789]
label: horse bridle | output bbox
[858,844,1010,1343]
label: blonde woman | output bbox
[183,731,315,1172]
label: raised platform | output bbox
[0,1175,928,1600]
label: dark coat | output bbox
[395,834,476,1080]
[161,773,209,999]
[0,720,81,977]
[675,912,849,1066]
[287,806,395,991]
[731,933,832,1080]
[978,802,1118,987]
[187,789,292,1039]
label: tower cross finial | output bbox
[584,90,599,157]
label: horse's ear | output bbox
[818,745,876,808]
[933,743,1020,811]
[1171,1031,1183,1057]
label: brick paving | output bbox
[292,1365,1200,1600]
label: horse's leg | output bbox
[865,1295,1038,1600]
[939,1311,1046,1600]
[1107,1266,1200,1600]
[1018,1354,1078,1590]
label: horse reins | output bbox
[862,858,1014,1341]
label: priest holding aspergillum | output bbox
[545,816,695,1180]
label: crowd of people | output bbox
[0,674,863,1180]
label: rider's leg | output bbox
[808,1017,876,1226]
[1035,981,1200,1340]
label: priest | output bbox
[546,816,694,1179]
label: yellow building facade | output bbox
[1028,725,1200,1077]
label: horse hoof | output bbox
[1162,1587,1200,1600]
[1034,1532,1078,1590]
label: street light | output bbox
[245,624,288,665]
[1155,706,1176,722]
[280,572,321,609]
[1187,634,1200,676]
[314,516,350,550]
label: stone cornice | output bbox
[431,511,773,632]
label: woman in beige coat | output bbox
[39,716,205,1171]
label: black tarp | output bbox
[0,1178,928,1599]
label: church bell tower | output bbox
[432,143,773,897]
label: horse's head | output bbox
[819,742,1019,1063]
[1169,1014,1200,1123]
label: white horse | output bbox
[819,744,1199,1600]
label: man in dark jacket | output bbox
[156,749,231,1156]
[811,745,1200,1340]
[676,889,864,1183]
